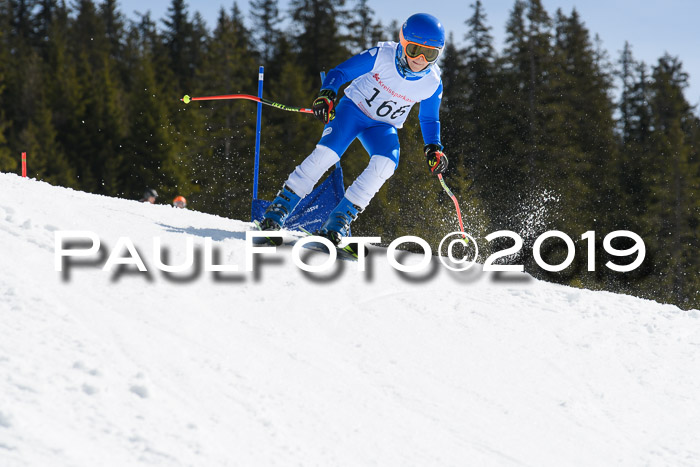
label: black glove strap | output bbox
[318,89,336,100]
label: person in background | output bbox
[140,188,158,204]
[173,196,187,209]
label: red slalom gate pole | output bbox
[22,152,27,177]
[437,173,469,244]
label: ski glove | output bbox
[312,89,337,124]
[425,144,448,175]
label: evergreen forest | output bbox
[0,0,698,309]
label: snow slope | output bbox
[1,172,699,467]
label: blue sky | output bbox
[118,0,700,107]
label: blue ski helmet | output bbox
[401,13,445,49]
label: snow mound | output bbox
[1,173,699,467]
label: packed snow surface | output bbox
[1,173,699,466]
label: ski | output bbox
[252,221,364,261]
[252,220,286,246]
[298,227,364,261]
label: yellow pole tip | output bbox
[182,95,191,104]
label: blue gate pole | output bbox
[252,66,264,220]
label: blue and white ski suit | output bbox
[285,41,443,210]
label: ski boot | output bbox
[255,185,302,245]
[261,185,301,230]
[316,197,366,259]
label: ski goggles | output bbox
[400,30,442,63]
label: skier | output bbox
[173,195,187,209]
[140,188,158,204]
[259,13,448,245]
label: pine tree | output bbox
[62,0,128,194]
[0,10,15,172]
[496,0,532,218]
[346,0,384,53]
[494,0,559,238]
[18,89,77,186]
[615,46,654,238]
[190,6,259,218]
[465,1,496,96]
[100,0,123,60]
[461,1,499,198]
[158,2,213,208]
[33,0,59,56]
[261,36,318,198]
[551,8,617,232]
[122,10,195,202]
[162,0,202,93]
[3,0,36,140]
[249,0,282,64]
[289,0,351,77]
[645,54,699,308]
[617,41,635,143]
[522,0,558,182]
[438,33,468,159]
[8,0,36,44]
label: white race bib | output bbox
[343,42,441,129]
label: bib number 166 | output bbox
[365,87,410,120]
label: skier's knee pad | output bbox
[345,155,396,209]
[369,155,397,179]
[286,145,340,198]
